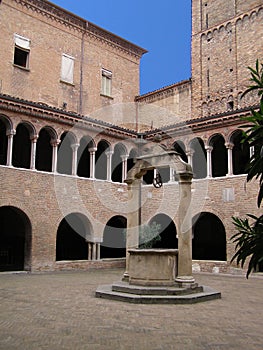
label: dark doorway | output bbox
[95,140,109,180]
[56,213,91,261]
[57,132,74,175]
[77,136,93,178]
[12,124,31,169]
[0,119,8,165]
[0,206,31,271]
[150,214,178,248]
[231,130,250,175]
[101,216,127,258]
[192,212,226,261]
[210,134,227,177]
[190,137,207,179]
[36,128,53,172]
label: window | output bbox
[13,34,30,69]
[101,69,112,97]
[61,54,74,84]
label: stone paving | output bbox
[0,268,262,350]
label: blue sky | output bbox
[50,0,192,95]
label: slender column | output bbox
[186,149,194,169]
[175,172,195,286]
[106,150,113,181]
[6,129,15,166]
[121,154,128,182]
[92,243,97,260]
[51,140,60,173]
[89,147,97,179]
[123,179,141,281]
[169,167,175,182]
[97,243,101,260]
[225,142,234,176]
[71,143,80,176]
[30,135,38,170]
[88,242,92,260]
[205,145,213,178]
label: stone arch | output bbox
[192,212,226,261]
[0,116,10,165]
[148,214,177,249]
[12,122,35,169]
[57,131,76,175]
[172,140,188,163]
[112,142,127,183]
[77,135,94,178]
[56,212,93,261]
[36,126,56,172]
[95,139,110,180]
[189,137,207,179]
[209,133,227,177]
[0,206,32,271]
[230,129,250,175]
[100,215,127,258]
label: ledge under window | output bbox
[100,93,113,100]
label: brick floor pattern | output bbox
[0,269,262,350]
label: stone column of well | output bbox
[71,143,80,176]
[123,178,141,281]
[51,140,60,173]
[121,154,128,182]
[89,147,97,179]
[6,129,15,166]
[225,142,234,176]
[30,136,38,170]
[106,150,113,181]
[205,145,213,178]
[175,172,195,286]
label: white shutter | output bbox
[14,34,30,50]
[61,54,74,84]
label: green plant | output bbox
[231,215,263,278]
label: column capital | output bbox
[71,143,80,151]
[30,135,39,142]
[6,129,16,137]
[51,139,60,147]
[225,142,234,150]
[88,147,97,153]
[205,145,213,152]
[121,154,129,161]
[105,150,114,156]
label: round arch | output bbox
[77,135,94,178]
[209,133,227,177]
[149,213,177,249]
[101,215,127,258]
[230,130,250,175]
[0,118,8,165]
[112,143,127,183]
[12,122,35,169]
[56,212,93,261]
[189,137,207,179]
[57,131,77,175]
[95,140,110,180]
[192,212,226,261]
[36,127,56,172]
[0,206,32,271]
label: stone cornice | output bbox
[12,0,147,58]
[0,94,137,138]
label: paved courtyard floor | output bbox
[0,268,262,350]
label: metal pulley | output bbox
[153,170,163,188]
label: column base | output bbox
[175,275,196,288]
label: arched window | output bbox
[56,213,92,261]
[0,206,31,271]
[12,123,32,169]
[57,132,75,175]
[112,143,126,183]
[36,128,53,172]
[149,214,177,248]
[210,134,227,177]
[173,140,188,163]
[231,130,250,175]
[100,216,127,258]
[95,140,109,180]
[192,212,226,261]
[0,119,8,165]
[190,138,207,179]
[77,136,93,178]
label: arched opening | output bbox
[56,213,92,261]
[149,214,178,248]
[192,212,226,261]
[12,123,31,169]
[36,128,53,172]
[95,140,109,180]
[0,119,8,165]
[210,134,227,177]
[101,216,127,258]
[190,138,207,179]
[173,140,188,163]
[57,132,74,175]
[77,136,93,178]
[127,148,138,173]
[0,206,31,271]
[112,143,125,183]
[231,130,250,175]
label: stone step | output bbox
[111,281,204,296]
[95,284,221,304]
